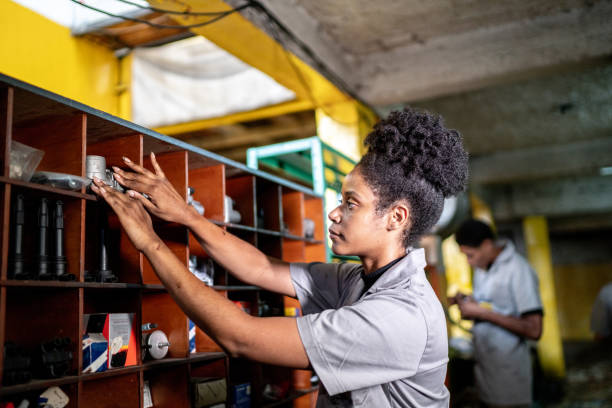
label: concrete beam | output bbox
[485,176,612,220]
[470,137,612,185]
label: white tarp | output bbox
[131,36,295,128]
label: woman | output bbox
[91,107,468,407]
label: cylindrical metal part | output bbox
[11,195,25,278]
[37,198,51,279]
[54,200,68,278]
[86,155,107,181]
[146,330,170,360]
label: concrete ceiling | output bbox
[234,0,612,227]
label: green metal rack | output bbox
[247,137,358,262]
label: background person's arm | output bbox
[458,297,543,340]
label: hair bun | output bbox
[364,107,468,197]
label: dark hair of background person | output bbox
[357,107,469,247]
[455,219,497,248]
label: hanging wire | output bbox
[111,0,244,16]
[69,0,252,29]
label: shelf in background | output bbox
[0,176,97,201]
[0,375,80,396]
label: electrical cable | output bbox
[260,4,360,126]
[72,0,377,123]
[69,0,251,29]
[112,0,243,16]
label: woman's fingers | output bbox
[121,156,155,178]
[149,152,166,178]
[127,190,156,212]
[111,167,153,192]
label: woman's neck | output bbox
[360,247,407,275]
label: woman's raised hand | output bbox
[91,178,159,252]
[111,153,200,226]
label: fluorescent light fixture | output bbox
[600,166,612,176]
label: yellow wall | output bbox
[554,262,612,340]
[0,0,121,116]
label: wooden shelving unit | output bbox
[0,73,325,407]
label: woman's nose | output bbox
[328,206,341,223]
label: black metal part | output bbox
[3,342,32,385]
[97,206,118,283]
[37,198,53,280]
[37,337,73,379]
[53,200,75,281]
[9,195,29,280]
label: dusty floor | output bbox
[450,341,612,408]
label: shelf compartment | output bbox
[4,287,80,383]
[81,372,140,408]
[189,163,225,223]
[305,196,327,262]
[6,187,84,281]
[226,174,256,227]
[142,293,188,359]
[256,177,281,231]
[282,188,305,237]
[0,383,77,407]
[145,365,190,408]
[85,201,141,284]
[12,113,86,184]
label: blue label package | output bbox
[230,383,251,408]
[82,333,108,373]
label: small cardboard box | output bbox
[82,333,108,373]
[83,313,138,369]
[230,383,251,408]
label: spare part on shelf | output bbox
[53,201,74,281]
[36,337,73,379]
[3,342,32,386]
[31,171,91,191]
[189,256,214,286]
[36,198,53,280]
[9,195,28,280]
[9,140,44,182]
[303,218,315,239]
[188,187,204,216]
[141,322,158,331]
[82,333,108,374]
[85,155,123,192]
[224,195,241,224]
[94,206,118,283]
[142,330,170,360]
[38,386,70,408]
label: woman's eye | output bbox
[347,201,356,209]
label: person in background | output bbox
[591,281,612,343]
[450,219,543,408]
[91,107,469,407]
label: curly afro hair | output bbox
[357,107,468,247]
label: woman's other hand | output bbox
[91,178,160,252]
[111,153,199,226]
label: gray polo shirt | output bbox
[471,240,542,405]
[291,249,450,407]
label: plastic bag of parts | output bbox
[9,140,45,181]
[31,171,91,191]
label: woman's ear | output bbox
[387,203,410,231]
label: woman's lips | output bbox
[328,229,342,239]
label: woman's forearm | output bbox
[184,211,295,297]
[141,239,308,368]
